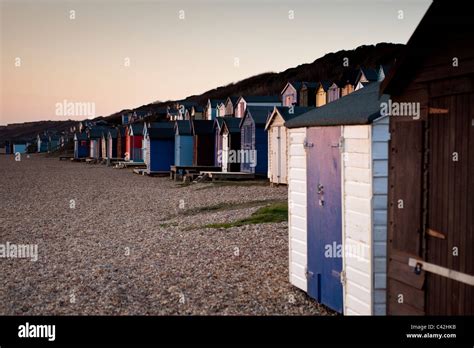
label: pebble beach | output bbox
[0,154,333,315]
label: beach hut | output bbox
[48,134,60,153]
[74,132,89,159]
[285,82,390,315]
[145,122,175,174]
[213,117,227,167]
[315,81,332,107]
[4,141,13,155]
[381,0,473,315]
[101,129,112,160]
[299,82,318,107]
[87,127,105,159]
[204,99,225,120]
[340,69,359,97]
[355,67,379,91]
[281,82,303,107]
[36,135,48,153]
[115,126,126,160]
[107,129,118,159]
[13,142,27,154]
[239,106,274,175]
[265,106,314,185]
[191,120,215,166]
[224,96,239,116]
[216,102,226,118]
[220,117,242,172]
[174,120,194,166]
[125,124,144,162]
[327,82,341,103]
[234,95,281,118]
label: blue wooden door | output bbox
[306,126,343,313]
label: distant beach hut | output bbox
[116,126,126,159]
[74,132,89,159]
[36,135,48,153]
[220,117,241,172]
[281,82,303,107]
[213,117,228,167]
[125,124,144,162]
[174,120,194,166]
[145,122,175,173]
[87,127,106,159]
[107,128,118,159]
[191,120,215,166]
[48,134,60,153]
[239,106,274,175]
[234,95,282,118]
[13,142,27,154]
[204,99,225,120]
[4,141,13,155]
[265,106,314,184]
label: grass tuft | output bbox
[204,202,288,229]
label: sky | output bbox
[0,0,432,125]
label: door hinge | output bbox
[331,136,344,153]
[340,270,346,285]
[305,267,314,279]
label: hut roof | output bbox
[359,67,379,82]
[301,81,319,89]
[148,125,175,139]
[317,80,333,92]
[108,129,118,138]
[175,120,192,135]
[209,99,226,107]
[240,106,274,127]
[285,82,389,128]
[129,124,144,136]
[281,81,303,94]
[75,132,88,141]
[265,106,315,130]
[240,95,281,103]
[213,116,234,131]
[88,127,108,138]
[192,120,214,135]
[225,96,240,106]
[221,117,242,134]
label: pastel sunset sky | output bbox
[0,0,432,125]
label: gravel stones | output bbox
[0,155,333,316]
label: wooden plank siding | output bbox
[386,43,474,314]
[288,128,308,291]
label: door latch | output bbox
[414,262,423,275]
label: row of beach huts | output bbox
[5,1,472,316]
[69,65,388,183]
